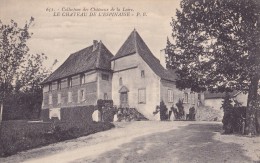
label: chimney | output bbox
[93,40,98,51]
[160,49,167,69]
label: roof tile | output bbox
[42,41,113,84]
[112,29,176,82]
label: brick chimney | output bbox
[93,40,98,51]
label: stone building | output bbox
[111,29,199,120]
[41,30,200,121]
[41,40,113,120]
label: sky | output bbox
[0,0,181,70]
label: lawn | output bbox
[0,120,114,157]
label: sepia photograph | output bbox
[0,0,259,162]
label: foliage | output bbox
[0,18,52,121]
[97,100,115,122]
[222,93,247,134]
[117,107,148,122]
[173,99,185,120]
[166,0,260,135]
[222,93,235,133]
[97,99,113,109]
[102,106,117,122]
[187,106,196,121]
[3,89,42,120]
[0,120,115,157]
[160,101,168,120]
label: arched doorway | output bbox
[119,86,129,108]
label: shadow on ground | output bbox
[76,123,254,163]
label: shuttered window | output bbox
[184,92,189,103]
[168,89,174,102]
[138,89,146,104]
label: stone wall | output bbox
[40,106,95,122]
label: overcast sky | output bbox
[0,0,180,70]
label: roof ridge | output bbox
[133,29,138,54]
[96,41,102,68]
[42,41,113,84]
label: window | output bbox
[68,91,72,103]
[119,77,123,86]
[184,92,189,103]
[80,74,85,85]
[48,83,52,92]
[101,74,109,81]
[57,80,61,90]
[138,89,146,104]
[104,93,108,100]
[49,94,53,105]
[191,93,196,104]
[81,90,85,102]
[78,89,85,102]
[57,93,61,104]
[168,89,174,102]
[68,77,72,88]
[141,70,145,78]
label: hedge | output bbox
[0,120,114,157]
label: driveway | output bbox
[0,121,259,163]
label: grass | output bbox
[0,120,115,157]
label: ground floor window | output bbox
[57,93,61,104]
[78,89,85,102]
[138,88,146,104]
[184,92,189,103]
[68,91,72,103]
[49,94,52,105]
[191,92,196,104]
[168,89,174,102]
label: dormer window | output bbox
[80,74,85,85]
[68,77,72,88]
[141,70,145,78]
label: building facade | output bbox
[41,41,113,120]
[111,30,199,120]
[41,30,201,121]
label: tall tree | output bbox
[0,18,50,122]
[166,0,260,135]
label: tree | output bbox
[221,93,234,134]
[0,18,50,121]
[166,0,260,135]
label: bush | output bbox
[172,99,185,120]
[222,93,246,134]
[0,120,115,157]
[186,107,196,121]
[117,108,148,122]
[97,99,115,122]
[160,101,168,121]
[102,107,117,122]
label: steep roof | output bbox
[42,41,113,84]
[111,29,176,82]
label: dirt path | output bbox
[0,121,259,163]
